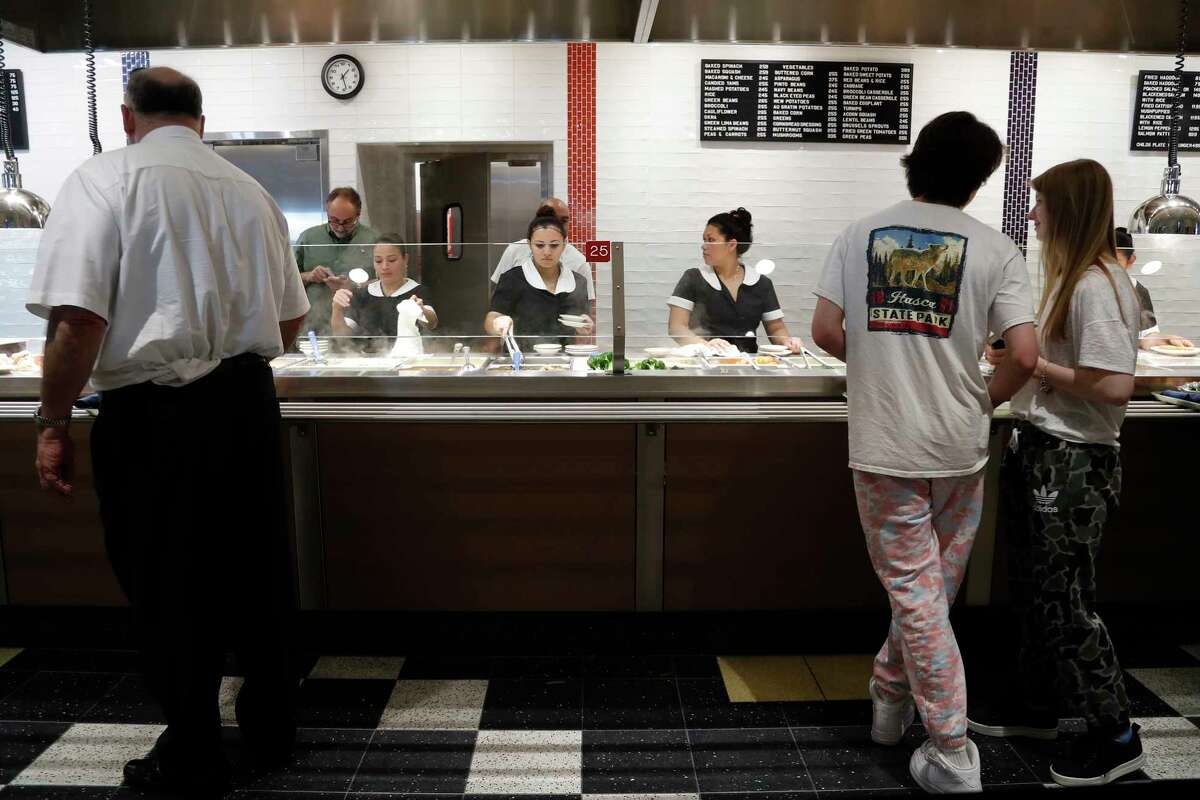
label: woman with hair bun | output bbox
[667,207,803,354]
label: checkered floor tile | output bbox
[0,643,1196,797]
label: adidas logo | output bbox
[1033,486,1059,514]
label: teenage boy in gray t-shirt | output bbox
[811,111,1039,795]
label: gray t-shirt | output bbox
[1011,264,1140,446]
[815,200,1035,478]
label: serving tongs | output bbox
[801,347,837,369]
[502,323,523,371]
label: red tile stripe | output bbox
[568,42,598,304]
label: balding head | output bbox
[122,67,205,143]
[539,197,570,223]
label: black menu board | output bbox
[701,59,912,144]
[1131,70,1200,151]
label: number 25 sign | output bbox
[585,241,611,262]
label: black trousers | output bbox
[92,354,296,768]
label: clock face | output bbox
[322,55,364,99]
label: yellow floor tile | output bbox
[718,655,821,702]
[0,648,23,669]
[805,654,875,700]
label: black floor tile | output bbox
[0,671,123,722]
[82,675,166,725]
[0,721,73,783]
[293,678,393,729]
[239,727,372,793]
[1,649,138,674]
[967,733,1042,786]
[226,792,346,800]
[581,729,697,794]
[0,671,34,705]
[399,656,492,679]
[673,655,722,679]
[1189,716,1200,729]
[1108,640,1200,669]
[350,730,476,794]
[583,678,684,730]
[679,679,788,729]
[783,698,873,727]
[792,725,914,792]
[1124,672,1183,718]
[1,788,116,799]
[688,727,813,793]
[490,657,582,680]
[582,655,674,678]
[699,794,817,800]
[479,678,581,730]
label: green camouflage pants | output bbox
[1002,421,1130,735]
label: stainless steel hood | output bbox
[2,0,1199,53]
[0,0,642,50]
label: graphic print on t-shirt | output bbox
[866,225,967,338]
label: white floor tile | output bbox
[12,722,164,786]
[1128,667,1200,716]
[465,729,582,794]
[377,679,488,730]
[307,655,406,680]
[1134,716,1200,780]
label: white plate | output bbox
[558,314,588,323]
[558,318,589,329]
[533,343,563,354]
[565,345,598,355]
[644,347,673,357]
[1151,345,1200,357]
[758,344,789,355]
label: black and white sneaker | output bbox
[967,701,1059,740]
[1050,724,1147,787]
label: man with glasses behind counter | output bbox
[294,187,380,334]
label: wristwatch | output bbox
[33,406,71,429]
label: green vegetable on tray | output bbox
[633,358,667,370]
[587,352,614,371]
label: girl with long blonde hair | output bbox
[969,159,1145,787]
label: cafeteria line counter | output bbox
[0,350,1197,613]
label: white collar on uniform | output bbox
[139,125,203,143]
[368,278,418,297]
[698,262,759,291]
[521,260,576,295]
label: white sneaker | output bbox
[869,678,915,745]
[908,739,983,794]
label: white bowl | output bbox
[759,344,789,354]
[533,343,563,354]
[558,318,588,329]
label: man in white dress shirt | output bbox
[28,67,309,797]
[490,196,595,300]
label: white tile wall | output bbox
[3,42,1196,342]
[1034,52,1200,342]
[597,43,1011,341]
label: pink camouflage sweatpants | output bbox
[853,468,985,752]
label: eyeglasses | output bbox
[328,215,359,229]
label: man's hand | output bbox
[301,265,333,285]
[36,427,75,496]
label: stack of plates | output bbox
[558,314,589,329]
[758,344,789,355]
[565,344,598,356]
[298,337,333,358]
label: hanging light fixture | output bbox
[0,37,51,229]
[1130,0,1200,234]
